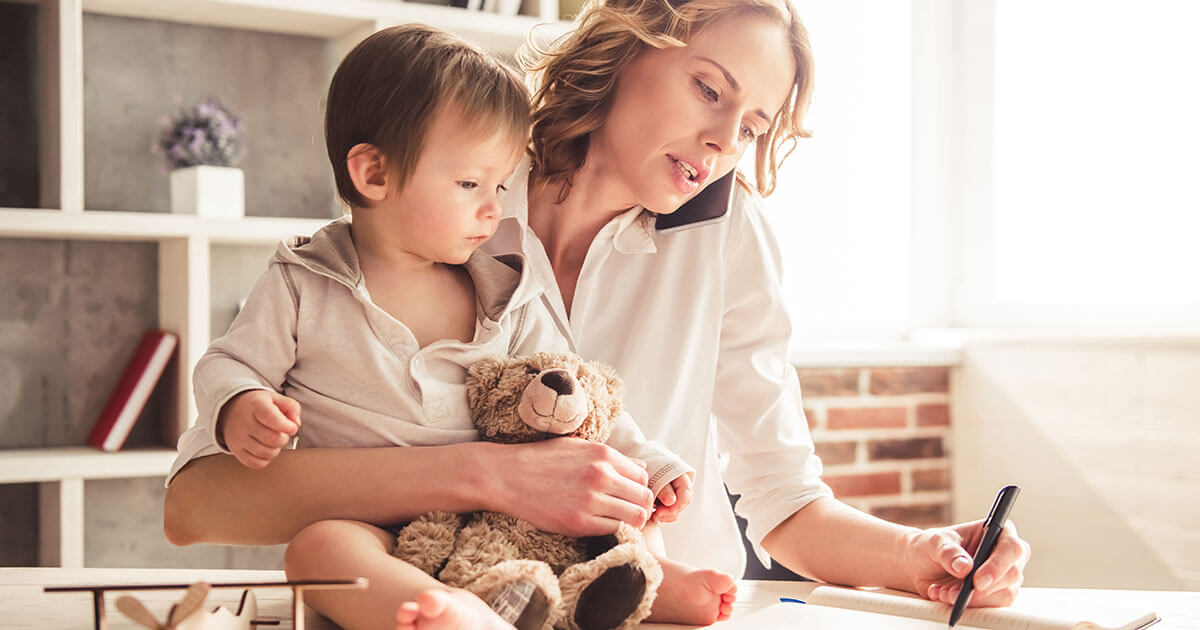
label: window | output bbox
[967,0,1200,326]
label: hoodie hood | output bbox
[271,216,539,322]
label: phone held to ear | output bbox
[655,170,736,231]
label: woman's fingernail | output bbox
[975,573,993,590]
[953,556,971,573]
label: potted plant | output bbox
[155,98,245,219]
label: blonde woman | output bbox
[166,1,1030,627]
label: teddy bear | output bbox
[392,351,662,630]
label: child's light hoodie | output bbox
[168,216,691,493]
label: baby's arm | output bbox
[651,471,694,523]
[191,263,301,468]
[218,389,301,469]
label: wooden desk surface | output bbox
[3,567,1198,629]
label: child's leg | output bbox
[641,522,739,625]
[284,519,511,630]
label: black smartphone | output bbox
[655,170,737,231]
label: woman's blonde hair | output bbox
[522,0,812,200]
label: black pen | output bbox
[948,485,1020,627]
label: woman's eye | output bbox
[459,181,478,190]
[740,125,757,141]
[695,79,718,102]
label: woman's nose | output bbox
[704,117,740,157]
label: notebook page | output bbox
[809,586,1077,630]
[722,602,986,630]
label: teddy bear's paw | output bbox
[559,543,663,630]
[609,522,646,548]
[466,559,562,630]
[571,564,646,630]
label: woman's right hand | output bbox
[476,437,655,537]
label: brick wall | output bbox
[799,365,953,529]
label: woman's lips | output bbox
[668,155,701,195]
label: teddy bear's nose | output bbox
[539,370,574,396]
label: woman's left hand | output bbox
[903,519,1031,608]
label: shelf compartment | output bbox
[81,11,339,218]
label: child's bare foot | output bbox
[646,557,738,625]
[396,589,513,630]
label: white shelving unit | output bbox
[2,0,567,568]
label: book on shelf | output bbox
[723,585,1159,630]
[86,329,179,452]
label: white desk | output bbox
[2,568,1197,629]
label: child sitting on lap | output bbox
[168,24,731,630]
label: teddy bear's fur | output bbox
[392,352,662,630]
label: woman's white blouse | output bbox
[485,165,832,578]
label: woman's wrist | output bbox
[891,524,927,593]
[450,441,505,513]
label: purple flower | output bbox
[154,97,245,170]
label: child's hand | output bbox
[216,390,301,470]
[652,472,694,523]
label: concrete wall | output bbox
[952,337,1200,590]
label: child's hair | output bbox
[325,24,531,209]
[523,0,812,199]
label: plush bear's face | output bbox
[466,352,624,444]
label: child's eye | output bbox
[496,184,509,194]
[694,78,718,102]
[459,181,478,190]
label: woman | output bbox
[492,0,1029,611]
[165,0,1029,624]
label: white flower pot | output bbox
[170,165,244,219]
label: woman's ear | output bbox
[346,143,390,204]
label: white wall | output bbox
[952,337,1200,590]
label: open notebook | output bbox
[723,586,1160,630]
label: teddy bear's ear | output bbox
[467,356,506,391]
[587,360,623,400]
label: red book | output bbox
[87,329,179,452]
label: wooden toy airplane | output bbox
[44,578,367,630]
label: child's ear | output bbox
[346,143,390,203]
